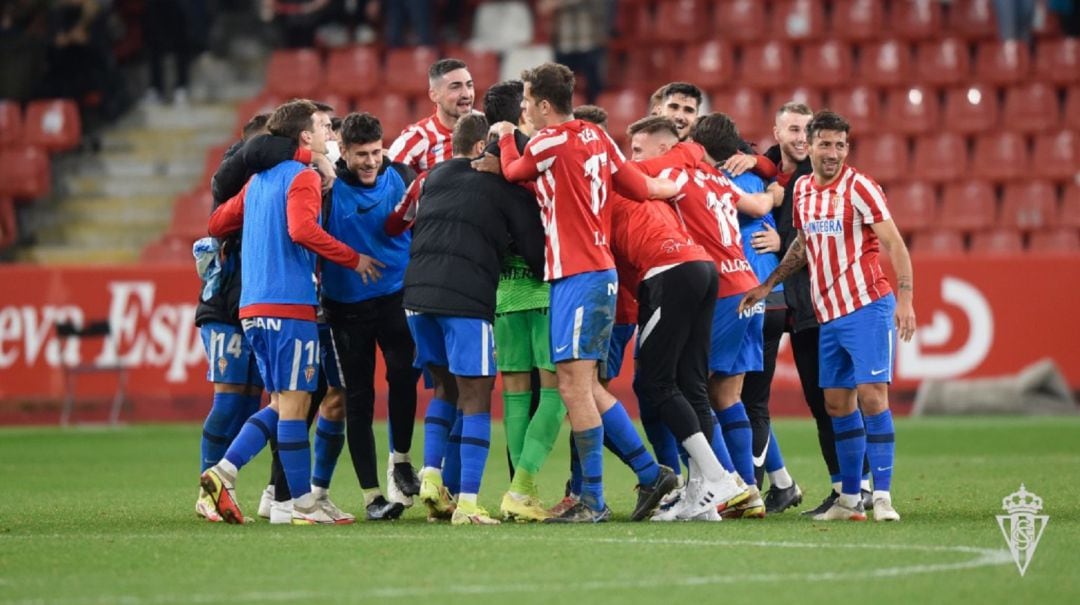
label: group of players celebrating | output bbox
[194,55,917,526]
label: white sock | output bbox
[420,466,442,478]
[768,467,793,489]
[458,493,477,505]
[861,478,871,492]
[392,451,411,464]
[682,432,726,482]
[832,481,843,494]
[312,485,328,498]
[872,490,891,502]
[294,491,317,510]
[839,493,861,508]
[217,459,238,481]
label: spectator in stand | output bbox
[262,0,332,48]
[1049,0,1079,37]
[143,0,207,105]
[0,1,50,102]
[537,0,610,104]
[384,0,435,48]
[992,0,1036,43]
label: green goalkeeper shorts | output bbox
[494,308,556,373]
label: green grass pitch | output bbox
[2,416,1078,605]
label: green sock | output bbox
[517,387,566,476]
[503,390,532,469]
[509,468,537,497]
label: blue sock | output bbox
[422,398,455,469]
[459,413,491,495]
[444,409,464,495]
[640,401,681,476]
[312,416,345,489]
[573,427,606,511]
[764,426,786,473]
[709,411,736,473]
[223,406,278,469]
[719,402,756,486]
[277,419,311,500]
[832,410,867,496]
[864,409,895,492]
[201,392,245,471]
[569,434,583,496]
[601,402,660,486]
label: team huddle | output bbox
[194,56,917,526]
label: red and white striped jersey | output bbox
[387,112,453,173]
[793,164,893,323]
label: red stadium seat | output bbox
[441,47,501,91]
[771,0,827,41]
[946,0,998,40]
[1065,87,1080,131]
[0,147,50,200]
[265,49,324,99]
[911,133,968,183]
[829,0,884,42]
[624,46,678,92]
[849,133,909,183]
[325,46,383,100]
[942,85,999,135]
[940,180,996,230]
[24,99,81,152]
[1002,82,1060,134]
[235,92,282,133]
[596,89,647,146]
[385,46,440,99]
[0,196,15,250]
[970,228,1024,254]
[1031,131,1080,182]
[739,41,796,90]
[768,86,825,116]
[891,0,944,40]
[1063,183,1080,228]
[712,88,768,140]
[826,86,880,135]
[1000,181,1058,231]
[916,38,971,87]
[140,235,192,264]
[974,40,1031,86]
[676,42,734,92]
[356,93,413,143]
[316,93,350,115]
[885,180,937,234]
[971,132,1030,182]
[713,0,768,44]
[0,100,21,148]
[857,40,913,88]
[800,40,854,88]
[881,86,940,135]
[909,228,965,255]
[653,0,708,43]
[1028,228,1080,252]
[1034,38,1080,86]
[169,189,214,240]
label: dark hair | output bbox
[627,116,678,140]
[776,101,813,118]
[689,112,742,162]
[242,112,271,140]
[521,62,574,115]
[312,101,335,114]
[806,110,850,142]
[483,80,524,125]
[659,82,704,106]
[339,112,382,146]
[429,58,468,83]
[330,116,343,132]
[452,113,489,156]
[267,99,318,141]
[573,104,608,128]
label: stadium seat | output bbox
[800,40,854,88]
[1031,131,1079,182]
[826,86,880,135]
[170,189,214,240]
[623,46,678,92]
[713,0,768,44]
[0,196,15,250]
[1034,38,1080,86]
[1001,82,1060,134]
[1065,86,1080,131]
[771,0,827,41]
[885,180,937,234]
[1028,228,1080,252]
[325,46,383,100]
[596,89,646,145]
[440,47,501,90]
[946,0,998,40]
[829,0,884,41]
[1063,183,1080,228]
[916,38,971,87]
[911,133,968,182]
[857,40,913,88]
[891,0,944,40]
[1000,181,1058,231]
[24,99,81,152]
[676,41,734,91]
[970,228,1024,254]
[974,40,1031,86]
[653,0,708,43]
[356,93,413,142]
[234,92,282,133]
[265,49,324,99]
[882,86,940,135]
[909,228,965,255]
[940,180,996,231]
[0,147,50,200]
[942,85,999,135]
[0,100,21,148]
[971,132,1030,182]
[712,88,768,140]
[849,133,909,183]
[768,86,824,116]
[385,46,440,99]
[738,41,796,90]
[140,235,193,264]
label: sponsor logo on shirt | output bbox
[805,219,844,235]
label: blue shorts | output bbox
[200,322,263,387]
[710,293,765,376]
[819,294,896,389]
[605,323,637,380]
[406,311,496,377]
[241,317,321,393]
[550,269,617,363]
[318,322,344,389]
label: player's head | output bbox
[340,112,383,185]
[628,116,679,162]
[657,82,703,140]
[268,99,330,154]
[452,113,490,158]
[573,104,608,131]
[429,58,474,122]
[483,79,525,128]
[806,110,850,182]
[241,112,270,141]
[773,101,812,164]
[520,62,575,130]
[648,85,667,116]
[689,112,741,164]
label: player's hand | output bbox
[312,153,336,191]
[738,285,770,315]
[354,254,386,284]
[494,121,516,138]
[471,152,502,175]
[752,223,780,253]
[895,299,916,342]
[722,153,756,177]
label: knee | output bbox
[319,388,346,421]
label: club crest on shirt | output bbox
[304,365,316,383]
[217,357,228,375]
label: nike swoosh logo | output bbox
[876,466,892,472]
[555,344,569,353]
[870,368,888,376]
[752,433,770,468]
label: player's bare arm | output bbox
[871,218,917,342]
[738,232,807,314]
